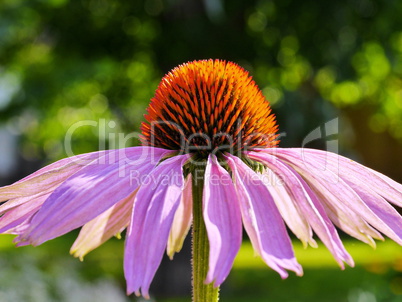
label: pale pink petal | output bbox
[247,151,354,268]
[0,190,53,215]
[0,193,50,234]
[345,179,402,245]
[275,149,402,245]
[259,149,384,244]
[16,150,109,182]
[203,154,242,286]
[272,148,402,208]
[305,148,402,207]
[293,172,355,268]
[225,154,303,278]
[19,147,171,246]
[70,189,137,260]
[269,149,396,245]
[167,174,193,260]
[319,198,383,247]
[124,154,190,298]
[0,150,108,200]
[260,168,316,248]
[368,168,402,207]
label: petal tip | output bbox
[309,239,318,249]
[166,249,175,260]
[279,271,289,280]
[204,274,213,285]
[296,270,304,277]
[294,264,304,277]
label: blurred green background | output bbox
[0,0,401,301]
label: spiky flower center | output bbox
[140,59,278,155]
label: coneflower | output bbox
[0,59,401,301]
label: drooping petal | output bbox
[368,168,402,207]
[203,154,242,286]
[345,179,402,245]
[273,148,402,245]
[0,150,108,201]
[19,147,172,246]
[0,193,50,234]
[255,150,384,244]
[247,151,354,268]
[293,172,355,268]
[260,168,316,248]
[306,148,402,207]
[167,174,193,260]
[225,154,303,278]
[70,189,137,260]
[272,148,402,207]
[318,197,383,247]
[124,154,190,298]
[0,191,52,215]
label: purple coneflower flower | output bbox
[0,59,401,299]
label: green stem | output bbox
[191,165,220,302]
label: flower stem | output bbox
[191,166,220,302]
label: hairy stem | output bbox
[191,166,219,302]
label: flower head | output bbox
[140,60,278,154]
[0,59,401,299]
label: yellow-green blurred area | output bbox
[0,0,402,301]
[0,234,401,302]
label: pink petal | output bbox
[259,149,384,243]
[19,147,171,246]
[294,173,355,268]
[16,150,109,183]
[167,174,193,259]
[274,148,402,208]
[368,168,402,207]
[124,154,190,298]
[225,154,303,278]
[70,189,136,260]
[0,150,108,200]
[0,191,52,215]
[269,149,397,244]
[260,168,316,248]
[309,148,402,207]
[0,193,50,234]
[274,148,402,245]
[247,151,354,268]
[203,154,242,286]
[320,199,383,247]
[346,179,402,245]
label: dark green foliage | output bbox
[1,0,401,163]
